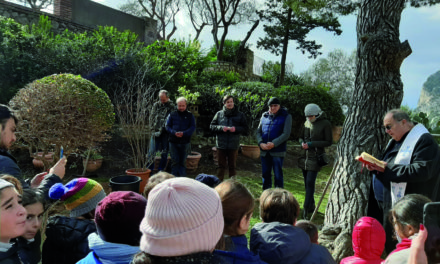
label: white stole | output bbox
[391,124,430,205]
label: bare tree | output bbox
[201,0,258,61]
[17,0,53,10]
[119,0,181,40]
[183,0,212,40]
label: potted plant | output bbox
[9,74,115,170]
[114,63,157,192]
[81,149,104,173]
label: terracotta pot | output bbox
[186,151,202,170]
[125,168,151,193]
[32,152,55,169]
[82,159,103,173]
[240,145,260,159]
[332,126,343,143]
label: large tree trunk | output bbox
[320,0,412,262]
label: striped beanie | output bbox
[140,177,224,256]
[49,178,106,217]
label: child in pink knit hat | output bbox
[132,177,225,264]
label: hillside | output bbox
[417,70,440,115]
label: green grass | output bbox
[233,166,333,238]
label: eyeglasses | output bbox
[385,124,393,130]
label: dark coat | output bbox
[0,242,21,264]
[0,149,62,199]
[210,107,248,150]
[250,222,335,264]
[376,132,440,204]
[42,216,96,264]
[298,112,333,172]
[16,232,42,264]
[214,235,267,264]
[166,110,195,144]
[149,101,175,134]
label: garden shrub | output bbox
[9,74,115,156]
[207,39,248,63]
[144,39,210,94]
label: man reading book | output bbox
[366,109,440,253]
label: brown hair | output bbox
[259,188,300,225]
[143,172,175,199]
[296,220,318,244]
[0,174,23,195]
[215,179,254,236]
[222,95,234,104]
[388,194,431,238]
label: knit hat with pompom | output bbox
[49,178,106,217]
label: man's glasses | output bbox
[385,124,393,130]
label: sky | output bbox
[91,1,439,108]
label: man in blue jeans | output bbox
[165,97,195,176]
[257,98,292,190]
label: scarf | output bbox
[223,106,236,117]
[391,124,429,205]
[88,232,139,264]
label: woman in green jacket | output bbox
[298,104,333,220]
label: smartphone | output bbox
[423,202,440,263]
[60,146,64,159]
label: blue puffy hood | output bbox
[250,222,311,264]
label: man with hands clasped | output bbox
[257,98,292,190]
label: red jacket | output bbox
[341,216,386,264]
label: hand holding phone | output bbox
[423,202,440,263]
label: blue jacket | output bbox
[250,222,335,264]
[0,149,62,199]
[257,108,292,155]
[166,110,196,144]
[214,235,267,264]
[77,233,139,264]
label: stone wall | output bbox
[205,61,261,82]
[0,1,92,34]
[0,0,157,44]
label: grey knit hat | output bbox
[304,104,321,116]
[0,179,14,192]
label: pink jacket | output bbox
[340,216,386,264]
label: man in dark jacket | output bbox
[165,97,195,176]
[210,95,248,180]
[367,109,440,253]
[148,90,175,172]
[256,98,292,190]
[0,104,65,199]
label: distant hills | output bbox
[417,70,440,116]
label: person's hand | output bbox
[407,224,428,264]
[365,162,387,173]
[223,126,229,132]
[175,132,183,138]
[302,142,309,150]
[229,127,236,132]
[49,157,67,180]
[30,172,48,188]
[260,143,268,150]
[267,142,275,150]
[154,131,161,137]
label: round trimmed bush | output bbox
[9,73,115,155]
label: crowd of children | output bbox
[0,169,434,264]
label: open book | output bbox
[355,152,386,169]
